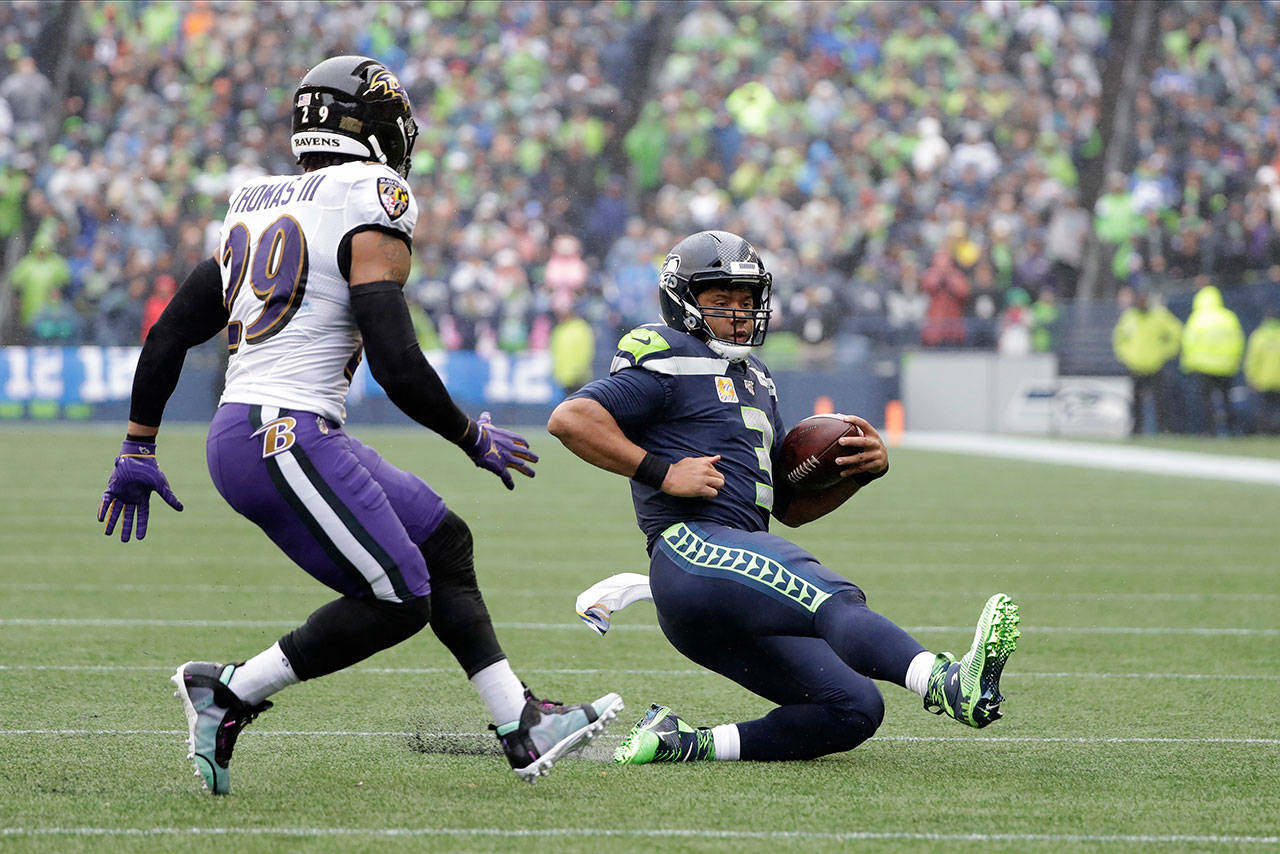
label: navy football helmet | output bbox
[291,56,418,177]
[658,230,772,362]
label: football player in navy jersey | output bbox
[94,56,620,793]
[549,230,1019,763]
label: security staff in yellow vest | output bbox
[1113,285,1182,434]
[1244,304,1280,434]
[1180,282,1245,435]
[549,303,596,396]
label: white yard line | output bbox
[0,826,1277,848]
[4,580,1275,601]
[1,617,1275,636]
[2,664,1277,681]
[1,828,1275,845]
[902,431,1280,485]
[1,729,1276,746]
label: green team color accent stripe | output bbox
[617,328,671,361]
[660,523,832,613]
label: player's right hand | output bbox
[663,455,724,498]
[834,414,889,482]
[97,440,184,542]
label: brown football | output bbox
[779,414,862,491]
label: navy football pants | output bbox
[649,521,927,760]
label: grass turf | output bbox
[1,425,1278,852]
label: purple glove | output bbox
[97,440,184,542]
[462,412,538,490]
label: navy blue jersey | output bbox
[570,324,786,548]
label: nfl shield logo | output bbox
[377,177,410,220]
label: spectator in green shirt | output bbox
[9,235,70,330]
[28,286,79,344]
[1030,287,1059,354]
[1094,172,1144,288]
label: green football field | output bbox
[2,425,1278,852]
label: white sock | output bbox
[710,724,740,761]
[226,642,299,705]
[905,650,938,698]
[469,659,527,726]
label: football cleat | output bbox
[171,661,271,795]
[613,703,715,764]
[924,594,1021,727]
[493,690,622,783]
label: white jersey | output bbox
[216,161,417,424]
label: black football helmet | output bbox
[291,56,418,177]
[658,230,772,361]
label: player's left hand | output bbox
[464,412,538,490]
[833,414,889,484]
[97,440,184,542]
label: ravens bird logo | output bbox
[366,69,409,107]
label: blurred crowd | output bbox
[627,0,1280,355]
[2,0,659,359]
[6,0,1280,372]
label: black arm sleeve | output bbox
[129,257,229,427]
[348,280,472,442]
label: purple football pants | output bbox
[206,403,447,602]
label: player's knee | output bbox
[830,586,868,610]
[418,510,492,635]
[829,683,885,749]
[281,593,431,681]
[418,510,475,588]
[363,594,432,640]
[371,594,433,638]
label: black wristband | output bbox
[125,432,156,444]
[631,452,670,491]
[853,460,888,486]
[452,419,479,449]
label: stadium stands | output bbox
[3,0,1280,371]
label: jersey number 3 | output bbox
[221,215,309,353]
[741,406,774,512]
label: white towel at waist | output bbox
[574,572,653,635]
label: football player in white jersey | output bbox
[95,56,621,793]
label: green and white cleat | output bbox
[494,690,623,783]
[171,661,271,795]
[612,703,715,764]
[924,594,1020,728]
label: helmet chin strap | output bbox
[366,134,388,166]
[706,340,753,362]
[674,289,754,361]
